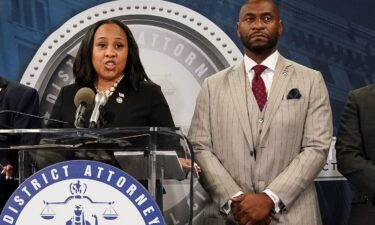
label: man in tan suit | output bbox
[188,0,333,224]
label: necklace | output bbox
[95,75,124,98]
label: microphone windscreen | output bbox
[74,87,95,109]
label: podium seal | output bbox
[0,160,164,225]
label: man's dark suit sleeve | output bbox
[0,174,7,208]
[13,87,40,129]
[336,91,375,200]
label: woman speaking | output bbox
[46,19,196,209]
[48,19,174,129]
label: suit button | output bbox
[259,118,264,123]
[250,151,254,156]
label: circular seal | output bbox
[0,160,164,225]
[20,0,242,132]
[20,0,243,224]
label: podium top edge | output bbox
[0,127,181,134]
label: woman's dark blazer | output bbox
[46,79,178,201]
[48,79,175,128]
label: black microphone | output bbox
[0,110,70,127]
[74,87,95,128]
[89,92,107,128]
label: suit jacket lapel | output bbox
[260,56,294,141]
[228,62,254,149]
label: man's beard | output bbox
[241,34,278,54]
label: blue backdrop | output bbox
[1,1,374,224]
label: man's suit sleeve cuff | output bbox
[263,189,285,213]
[220,191,243,215]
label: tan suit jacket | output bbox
[188,55,333,225]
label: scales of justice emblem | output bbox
[1,160,162,225]
[40,180,118,225]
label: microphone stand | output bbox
[89,121,97,128]
[88,107,107,128]
[74,104,86,128]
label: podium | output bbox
[0,127,188,210]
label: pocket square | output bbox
[287,88,302,99]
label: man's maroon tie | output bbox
[252,65,267,111]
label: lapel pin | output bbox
[282,65,291,76]
[116,97,123,104]
[116,92,124,103]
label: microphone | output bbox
[89,92,108,128]
[0,110,70,127]
[74,87,95,128]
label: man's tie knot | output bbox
[252,65,267,78]
[251,65,267,111]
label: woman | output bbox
[48,19,174,128]
[46,19,197,208]
[47,18,193,163]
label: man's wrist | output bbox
[263,189,284,213]
[220,191,243,215]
